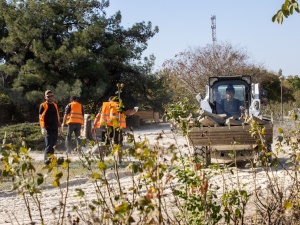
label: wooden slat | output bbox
[199,116,221,127]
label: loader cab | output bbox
[208,76,251,115]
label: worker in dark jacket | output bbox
[61,96,84,154]
[217,86,243,117]
[39,90,61,165]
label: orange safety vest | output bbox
[39,102,60,128]
[66,102,84,125]
[95,101,126,128]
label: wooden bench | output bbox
[133,110,160,124]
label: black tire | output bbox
[193,146,211,166]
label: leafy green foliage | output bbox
[0,0,159,122]
[120,63,171,113]
[0,123,44,150]
[0,93,14,123]
[164,97,199,135]
[222,189,249,224]
[273,0,300,24]
[173,160,222,224]
[0,143,73,224]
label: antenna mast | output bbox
[211,15,217,46]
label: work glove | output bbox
[41,128,47,136]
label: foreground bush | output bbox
[0,122,67,151]
[1,116,300,224]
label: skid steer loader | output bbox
[188,75,273,166]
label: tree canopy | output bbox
[160,42,299,109]
[161,42,266,101]
[0,0,165,121]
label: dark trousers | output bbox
[102,126,123,145]
[65,123,81,152]
[102,126,124,163]
[44,128,58,161]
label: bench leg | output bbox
[193,146,211,167]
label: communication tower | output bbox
[211,15,217,46]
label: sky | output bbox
[105,0,300,76]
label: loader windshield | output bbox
[217,85,245,102]
[211,80,250,116]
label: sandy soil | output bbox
[0,122,294,224]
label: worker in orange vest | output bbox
[62,96,84,154]
[92,96,137,162]
[39,90,61,165]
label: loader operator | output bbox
[217,85,243,117]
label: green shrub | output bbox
[0,94,14,123]
[1,123,45,151]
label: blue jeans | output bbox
[44,128,58,161]
[65,123,81,152]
